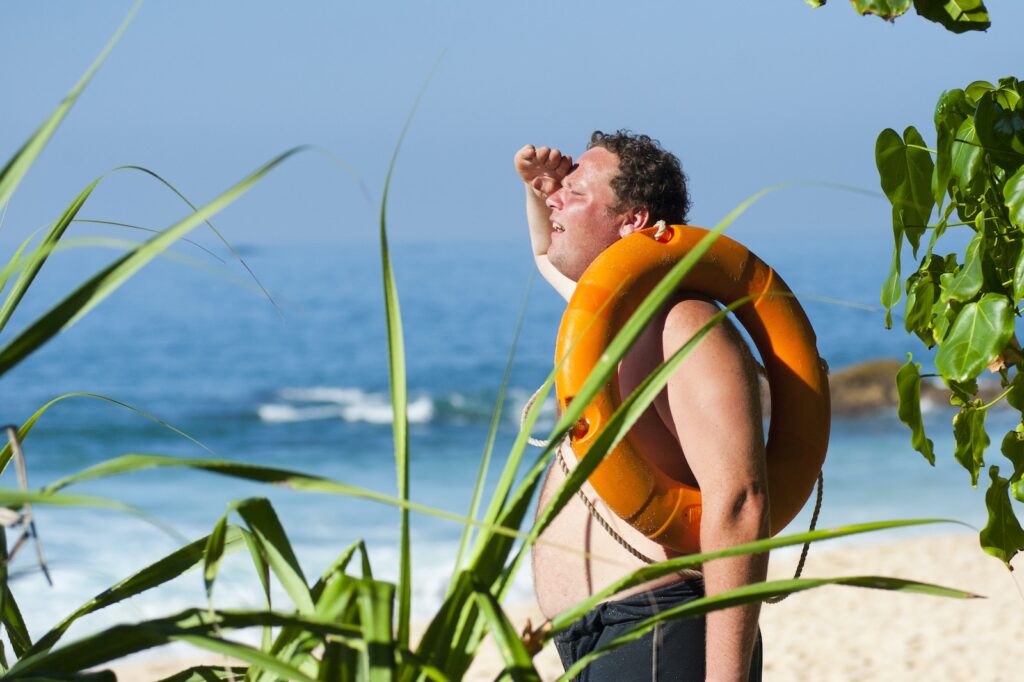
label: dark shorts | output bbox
[553,577,763,681]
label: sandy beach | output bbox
[107,532,1023,681]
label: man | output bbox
[516,130,767,680]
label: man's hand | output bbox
[514,144,573,199]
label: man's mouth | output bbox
[552,221,565,233]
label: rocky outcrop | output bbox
[757,357,1006,418]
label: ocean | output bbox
[1,231,1006,648]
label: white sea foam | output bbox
[258,386,435,424]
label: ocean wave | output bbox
[257,385,558,429]
[259,387,435,424]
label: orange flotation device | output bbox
[554,224,830,555]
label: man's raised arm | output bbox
[513,144,576,300]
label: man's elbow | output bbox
[702,485,770,541]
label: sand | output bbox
[108,533,1023,681]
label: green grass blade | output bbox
[10,608,363,679]
[548,518,964,633]
[74,219,226,263]
[235,497,314,614]
[202,512,232,605]
[451,273,533,586]
[0,227,46,297]
[155,665,249,682]
[357,580,397,682]
[0,391,217,476]
[2,586,32,659]
[0,178,102,335]
[0,146,307,379]
[471,582,540,682]
[0,0,141,209]
[110,164,277,310]
[26,526,246,657]
[557,573,977,681]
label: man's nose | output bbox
[546,189,563,211]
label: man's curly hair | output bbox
[588,130,690,225]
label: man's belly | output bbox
[531,442,699,619]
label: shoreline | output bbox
[104,532,1022,680]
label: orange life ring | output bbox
[554,224,830,555]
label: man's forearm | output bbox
[701,492,769,681]
[524,184,553,256]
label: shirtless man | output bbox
[516,130,767,680]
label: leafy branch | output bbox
[880,76,1024,566]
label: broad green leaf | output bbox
[805,0,826,7]
[876,127,935,255]
[27,526,246,657]
[881,217,903,328]
[975,93,1024,171]
[913,0,990,33]
[933,89,971,206]
[999,429,1024,486]
[0,2,140,209]
[965,80,995,106]
[472,583,540,682]
[1004,166,1024,229]
[850,0,912,20]
[1007,371,1024,412]
[979,466,1024,566]
[904,274,935,341]
[945,377,978,407]
[930,294,961,344]
[896,356,935,464]
[935,293,1014,381]
[950,118,983,193]
[952,404,988,486]
[943,231,983,301]
[1013,241,1024,303]
[558,573,976,681]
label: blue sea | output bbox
[2,231,1008,648]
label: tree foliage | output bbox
[880,77,1024,566]
[806,0,991,33]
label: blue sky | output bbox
[2,1,1022,248]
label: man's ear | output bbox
[618,207,650,238]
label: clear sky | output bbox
[2,1,1022,247]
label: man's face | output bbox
[545,146,631,281]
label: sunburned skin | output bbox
[531,291,762,617]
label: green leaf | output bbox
[155,666,249,682]
[913,0,990,33]
[876,127,935,255]
[1005,166,1024,229]
[933,89,972,206]
[999,429,1024,485]
[896,355,935,464]
[882,217,904,328]
[805,0,826,7]
[950,118,983,193]
[965,81,995,105]
[952,404,989,486]
[235,498,314,614]
[904,273,936,341]
[0,2,140,209]
[0,147,305,380]
[935,293,1014,381]
[945,378,978,407]
[979,466,1024,566]
[975,92,1024,171]
[557,573,975,681]
[472,583,540,682]
[1008,372,1024,412]
[203,512,231,604]
[851,0,912,20]
[26,526,246,657]
[942,231,984,302]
